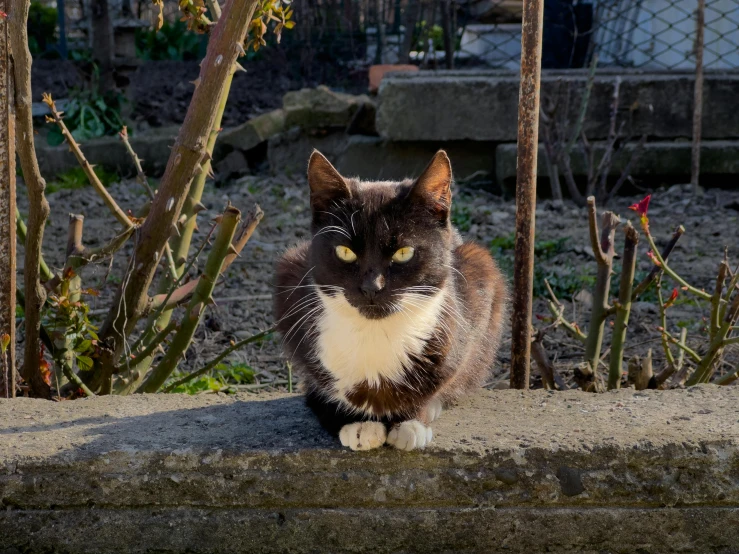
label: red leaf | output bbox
[0,11,7,18]
[39,347,52,386]
[628,194,651,217]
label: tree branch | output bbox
[143,204,263,316]
[608,221,638,390]
[584,200,620,380]
[138,206,242,393]
[42,94,133,230]
[10,0,51,397]
[119,126,178,281]
[162,326,274,392]
[96,0,260,394]
[43,215,136,292]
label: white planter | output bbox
[594,0,739,69]
[459,23,522,69]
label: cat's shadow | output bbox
[7,395,341,461]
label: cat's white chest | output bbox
[316,291,445,409]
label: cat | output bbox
[274,150,508,451]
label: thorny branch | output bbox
[95,0,261,395]
[42,94,133,230]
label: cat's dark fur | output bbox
[274,150,508,451]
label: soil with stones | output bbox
[31,54,368,130]
[15,173,739,393]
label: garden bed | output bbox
[14,175,739,392]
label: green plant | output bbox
[14,0,293,399]
[534,195,739,392]
[451,204,472,232]
[490,233,583,298]
[46,67,126,146]
[47,166,120,193]
[165,362,255,394]
[28,1,57,56]
[246,0,294,51]
[136,19,204,61]
[413,20,444,52]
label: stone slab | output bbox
[1,387,738,552]
[377,70,739,142]
[218,109,286,153]
[495,139,739,187]
[35,125,180,178]
[336,135,497,186]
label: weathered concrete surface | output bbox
[337,135,496,183]
[495,139,739,186]
[35,125,180,178]
[1,387,738,553]
[377,70,739,142]
[218,109,286,153]
[283,86,373,131]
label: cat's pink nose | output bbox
[361,274,385,300]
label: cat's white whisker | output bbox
[284,266,316,300]
[283,305,324,345]
[313,225,352,240]
[444,264,469,285]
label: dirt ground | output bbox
[31,56,368,130]
[15,172,739,392]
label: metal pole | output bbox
[0,1,17,398]
[510,0,544,390]
[691,0,705,194]
[57,0,68,58]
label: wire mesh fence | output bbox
[34,0,739,71]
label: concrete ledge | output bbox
[495,140,739,187]
[1,387,738,553]
[336,135,496,183]
[35,126,180,178]
[377,70,739,142]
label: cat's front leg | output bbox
[386,397,441,451]
[305,390,387,451]
[386,420,433,451]
[339,422,387,451]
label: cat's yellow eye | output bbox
[335,245,357,263]
[392,246,415,263]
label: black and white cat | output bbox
[274,150,508,451]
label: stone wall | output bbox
[1,387,738,553]
[31,72,739,191]
[376,70,739,142]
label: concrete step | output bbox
[377,70,739,143]
[1,387,738,553]
[495,139,739,189]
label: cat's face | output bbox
[307,150,454,320]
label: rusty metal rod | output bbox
[510,0,545,390]
[691,0,705,193]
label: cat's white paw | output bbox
[426,397,443,423]
[386,420,433,451]
[339,422,387,451]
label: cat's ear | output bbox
[410,150,452,220]
[308,150,351,211]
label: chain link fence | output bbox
[33,0,739,71]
